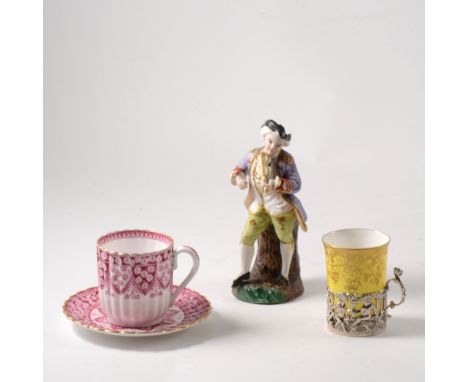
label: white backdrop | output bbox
[44,1,424,381]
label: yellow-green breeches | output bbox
[240,209,296,246]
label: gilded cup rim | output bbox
[96,229,174,257]
[322,228,391,250]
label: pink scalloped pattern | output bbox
[97,230,174,299]
[97,250,173,298]
[64,286,211,334]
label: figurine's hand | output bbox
[272,177,291,194]
[236,175,247,190]
[238,179,247,190]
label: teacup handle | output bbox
[384,267,407,316]
[170,245,200,305]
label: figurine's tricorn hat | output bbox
[260,119,291,146]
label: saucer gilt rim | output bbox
[62,286,212,337]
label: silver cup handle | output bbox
[384,267,407,316]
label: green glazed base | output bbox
[233,284,289,305]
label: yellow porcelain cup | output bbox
[322,229,406,336]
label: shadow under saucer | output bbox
[71,311,241,351]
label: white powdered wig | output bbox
[261,125,291,146]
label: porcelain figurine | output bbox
[230,120,307,304]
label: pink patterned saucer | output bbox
[63,286,212,337]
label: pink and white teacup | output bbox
[96,229,200,328]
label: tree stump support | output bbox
[232,223,304,304]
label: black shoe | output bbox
[232,272,250,288]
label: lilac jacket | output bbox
[231,148,308,231]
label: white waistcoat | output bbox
[248,152,292,216]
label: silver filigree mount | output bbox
[327,267,407,337]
